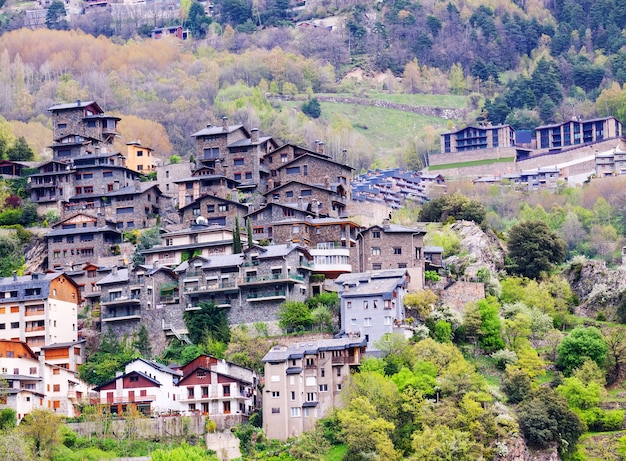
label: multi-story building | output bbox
[46,213,123,269]
[535,116,621,150]
[263,180,347,219]
[141,221,237,268]
[0,273,80,353]
[245,202,315,242]
[0,340,90,420]
[124,141,157,173]
[262,337,367,441]
[174,170,240,208]
[178,193,250,228]
[440,124,516,154]
[357,219,425,290]
[176,243,313,326]
[177,355,258,429]
[92,358,182,416]
[335,269,410,351]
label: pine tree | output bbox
[233,216,242,253]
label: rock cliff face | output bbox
[24,235,47,273]
[444,220,506,278]
[499,436,559,461]
[564,259,626,319]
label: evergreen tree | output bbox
[233,216,242,253]
[246,218,253,247]
[302,98,321,118]
[45,1,68,30]
[6,137,34,161]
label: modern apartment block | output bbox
[0,273,80,353]
[535,116,621,150]
[262,337,367,441]
[440,124,516,154]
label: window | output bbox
[0,324,4,330]
[103,171,113,178]
[192,207,200,216]
[53,236,62,243]
[286,167,300,175]
[271,391,280,398]
[306,392,317,402]
[351,318,357,325]
[347,301,352,309]
[281,154,289,163]
[320,368,325,377]
[57,123,67,129]
[207,205,215,213]
[372,263,382,270]
[116,207,134,214]
[10,322,19,329]
[218,204,228,212]
[234,173,242,181]
[337,384,342,391]
[52,368,60,375]
[363,300,368,309]
[137,151,144,157]
[272,407,280,414]
[234,158,245,166]
[187,387,195,398]
[301,189,312,196]
[372,247,381,256]
[53,384,60,392]
[393,247,402,255]
[223,384,230,396]
[286,191,294,198]
[291,407,301,417]
[129,376,139,382]
[319,384,328,392]
[384,316,392,325]
[67,236,74,243]
[384,300,392,309]
[245,172,252,179]
[372,231,381,239]
[364,317,372,327]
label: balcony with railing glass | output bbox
[101,293,141,306]
[238,273,303,286]
[310,244,351,273]
[102,308,141,322]
[184,280,238,294]
[246,290,286,301]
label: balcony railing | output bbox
[159,295,179,303]
[102,294,141,304]
[332,356,357,365]
[246,290,286,300]
[94,394,156,404]
[102,310,141,321]
[184,281,237,293]
[25,326,45,332]
[240,274,303,285]
[183,270,204,278]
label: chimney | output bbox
[251,128,259,144]
[383,219,390,230]
[222,116,229,131]
[112,266,118,275]
[298,196,303,210]
[114,179,120,191]
[342,149,347,163]
[317,141,325,155]
[206,124,212,129]
[12,271,17,281]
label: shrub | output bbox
[425,270,440,282]
[491,349,518,370]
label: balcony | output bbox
[101,294,141,306]
[310,247,352,274]
[183,270,204,279]
[184,280,237,293]
[159,295,179,304]
[102,309,141,322]
[94,394,156,404]
[332,356,357,365]
[25,326,45,333]
[243,261,259,267]
[246,290,286,301]
[239,274,303,286]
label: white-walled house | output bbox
[92,358,183,415]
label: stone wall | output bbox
[429,147,519,167]
[437,281,485,312]
[67,414,206,439]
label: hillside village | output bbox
[4,94,626,459]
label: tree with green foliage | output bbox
[132,227,161,266]
[0,408,16,431]
[133,324,152,358]
[556,376,602,410]
[45,1,68,30]
[433,320,452,343]
[419,193,486,224]
[476,297,504,353]
[184,301,230,345]
[19,409,62,459]
[557,326,608,376]
[246,218,253,247]
[233,216,242,253]
[301,98,321,118]
[78,329,140,386]
[278,300,313,333]
[517,388,584,452]
[501,367,532,403]
[506,220,566,279]
[187,2,211,39]
[0,431,33,461]
[220,0,252,26]
[5,137,34,161]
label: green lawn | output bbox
[324,444,348,461]
[428,157,516,171]
[318,92,468,109]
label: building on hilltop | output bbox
[335,269,411,351]
[0,272,80,353]
[440,124,516,154]
[262,337,367,441]
[535,116,621,150]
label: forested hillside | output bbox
[0,0,625,169]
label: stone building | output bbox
[245,202,315,242]
[178,194,250,228]
[263,180,346,219]
[46,213,123,270]
[262,337,367,441]
[174,171,240,208]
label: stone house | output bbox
[245,202,315,242]
[29,160,75,208]
[266,142,332,169]
[141,222,237,268]
[177,354,258,429]
[0,272,80,353]
[226,129,280,190]
[46,213,123,269]
[270,217,361,281]
[176,243,313,326]
[48,100,119,158]
[263,180,346,218]
[357,219,425,290]
[174,170,240,208]
[192,119,250,171]
[178,194,250,228]
[125,141,157,173]
[335,269,410,351]
[155,161,194,198]
[262,337,367,441]
[97,266,184,354]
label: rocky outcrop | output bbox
[499,436,559,461]
[24,235,47,273]
[564,258,626,319]
[444,220,506,278]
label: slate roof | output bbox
[93,370,162,391]
[67,182,161,200]
[262,337,367,363]
[228,136,273,147]
[191,124,245,137]
[96,268,129,285]
[48,100,100,112]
